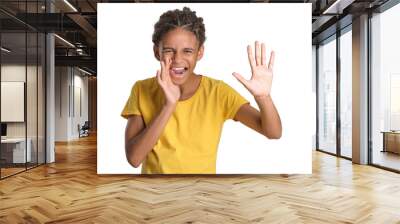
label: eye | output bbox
[184,49,193,54]
[162,49,173,54]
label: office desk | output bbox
[1,138,31,163]
[381,131,400,154]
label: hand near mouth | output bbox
[156,57,181,106]
[232,41,275,98]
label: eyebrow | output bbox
[162,47,195,51]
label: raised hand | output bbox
[156,57,181,106]
[233,41,275,98]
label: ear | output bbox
[196,45,204,61]
[153,45,160,61]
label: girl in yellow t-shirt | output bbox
[121,7,282,174]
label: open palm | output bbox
[233,41,275,98]
[156,57,181,105]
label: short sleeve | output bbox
[218,81,249,121]
[121,81,142,119]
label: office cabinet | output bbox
[382,131,400,154]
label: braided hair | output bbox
[152,7,206,47]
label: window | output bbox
[371,2,400,171]
[340,28,352,158]
[318,36,337,155]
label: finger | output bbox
[247,45,256,69]
[255,41,261,66]
[156,70,162,83]
[164,57,172,81]
[160,60,166,81]
[165,58,173,82]
[261,43,266,66]
[232,72,249,89]
[268,51,275,70]
[165,57,172,71]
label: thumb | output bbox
[232,72,249,88]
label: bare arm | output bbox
[234,97,282,139]
[232,41,282,139]
[125,104,176,168]
[125,56,180,168]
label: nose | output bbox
[172,51,183,62]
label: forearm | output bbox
[126,103,176,167]
[255,95,282,139]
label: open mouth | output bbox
[170,67,188,77]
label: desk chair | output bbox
[79,121,90,138]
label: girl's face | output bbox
[155,27,204,86]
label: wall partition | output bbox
[0,1,46,179]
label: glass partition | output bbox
[339,28,352,158]
[371,3,400,171]
[317,35,337,155]
[27,31,38,169]
[0,1,46,179]
[1,31,28,177]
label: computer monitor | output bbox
[1,123,7,137]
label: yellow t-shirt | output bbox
[121,75,249,174]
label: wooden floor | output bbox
[1,134,400,223]
[1,162,45,178]
[0,167,26,178]
[373,150,400,171]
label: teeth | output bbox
[170,67,186,76]
[172,67,185,72]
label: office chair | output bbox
[79,121,90,138]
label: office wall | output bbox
[72,71,89,138]
[1,65,41,138]
[55,67,89,141]
[55,66,70,141]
